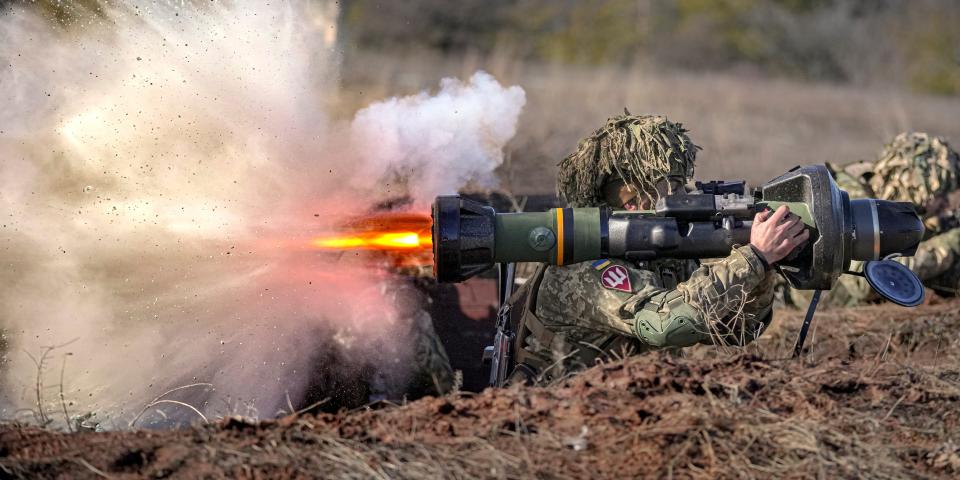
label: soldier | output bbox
[785,132,960,307]
[504,114,809,383]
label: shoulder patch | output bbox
[600,265,632,292]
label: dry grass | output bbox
[2,301,958,479]
[336,50,960,194]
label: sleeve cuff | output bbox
[748,245,772,271]
[738,244,770,274]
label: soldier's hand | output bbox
[750,205,810,265]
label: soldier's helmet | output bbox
[868,132,960,215]
[556,114,699,208]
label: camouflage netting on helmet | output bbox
[556,114,700,207]
[868,132,960,209]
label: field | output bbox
[4,6,960,476]
[2,299,959,479]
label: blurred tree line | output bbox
[6,0,957,95]
[341,0,960,95]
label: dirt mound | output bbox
[2,302,959,479]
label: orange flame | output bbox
[311,231,432,250]
[310,212,433,269]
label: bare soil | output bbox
[2,300,959,479]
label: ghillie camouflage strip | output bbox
[869,132,960,211]
[556,114,700,207]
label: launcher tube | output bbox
[432,165,924,288]
[491,208,752,265]
[492,208,604,265]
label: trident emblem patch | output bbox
[600,265,632,293]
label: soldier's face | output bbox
[603,177,685,210]
[604,180,640,210]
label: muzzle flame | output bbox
[310,212,433,268]
[311,231,431,250]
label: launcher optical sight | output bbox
[432,165,925,299]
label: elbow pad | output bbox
[632,291,710,348]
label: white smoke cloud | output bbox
[0,1,524,428]
[350,72,526,207]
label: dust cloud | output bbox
[0,1,524,428]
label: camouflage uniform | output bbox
[785,132,960,307]
[507,115,777,382]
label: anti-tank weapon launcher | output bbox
[431,165,927,385]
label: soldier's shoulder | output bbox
[541,259,659,297]
[827,161,874,198]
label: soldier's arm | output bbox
[629,205,807,348]
[536,206,803,349]
[535,248,772,348]
[626,245,774,348]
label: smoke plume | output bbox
[0,1,524,428]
